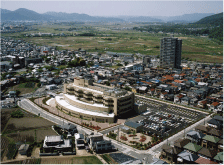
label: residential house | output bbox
[213,152,223,164]
[57,123,78,136]
[181,96,191,105]
[210,102,220,111]
[174,138,191,151]
[186,130,206,145]
[195,125,210,135]
[218,139,223,152]
[177,150,199,164]
[197,147,217,160]
[194,157,218,164]
[75,133,85,149]
[183,142,203,154]
[201,135,221,149]
[160,144,182,163]
[198,100,207,109]
[207,128,222,138]
[87,134,112,152]
[43,135,72,152]
[207,119,222,129]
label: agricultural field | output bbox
[2,22,223,63]
[5,82,38,96]
[1,108,57,162]
[41,156,103,164]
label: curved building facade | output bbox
[55,76,135,123]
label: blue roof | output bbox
[97,80,102,83]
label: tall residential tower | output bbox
[160,37,182,69]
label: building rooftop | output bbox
[45,135,63,143]
[56,96,115,118]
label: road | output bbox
[18,99,154,163]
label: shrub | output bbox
[11,110,24,118]
[120,136,128,141]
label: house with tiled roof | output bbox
[198,100,208,109]
[174,138,190,150]
[160,144,182,163]
[177,150,199,164]
[148,88,155,96]
[174,94,184,103]
[186,130,206,145]
[197,147,217,160]
[213,152,223,164]
[207,128,222,138]
[210,102,220,111]
[183,142,203,154]
[201,135,221,149]
[207,119,222,129]
[218,139,223,152]
[195,157,218,164]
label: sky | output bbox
[1,1,223,17]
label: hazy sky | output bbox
[1,1,223,17]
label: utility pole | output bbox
[117,127,120,142]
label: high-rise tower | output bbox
[160,37,182,69]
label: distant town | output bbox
[1,8,223,165]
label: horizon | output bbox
[1,1,223,17]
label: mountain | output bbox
[195,12,223,26]
[118,16,162,22]
[153,13,215,23]
[1,8,53,21]
[1,9,11,14]
[1,8,124,22]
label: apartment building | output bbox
[160,37,182,69]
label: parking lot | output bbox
[134,96,207,137]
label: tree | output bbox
[124,62,129,66]
[79,60,86,66]
[124,86,131,91]
[105,81,110,86]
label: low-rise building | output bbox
[43,135,71,152]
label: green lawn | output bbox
[72,156,103,164]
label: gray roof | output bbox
[213,115,223,122]
[178,151,199,161]
[186,130,205,139]
[125,121,142,129]
[152,158,168,164]
[58,123,77,130]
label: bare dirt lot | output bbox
[36,128,58,142]
[5,117,55,133]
